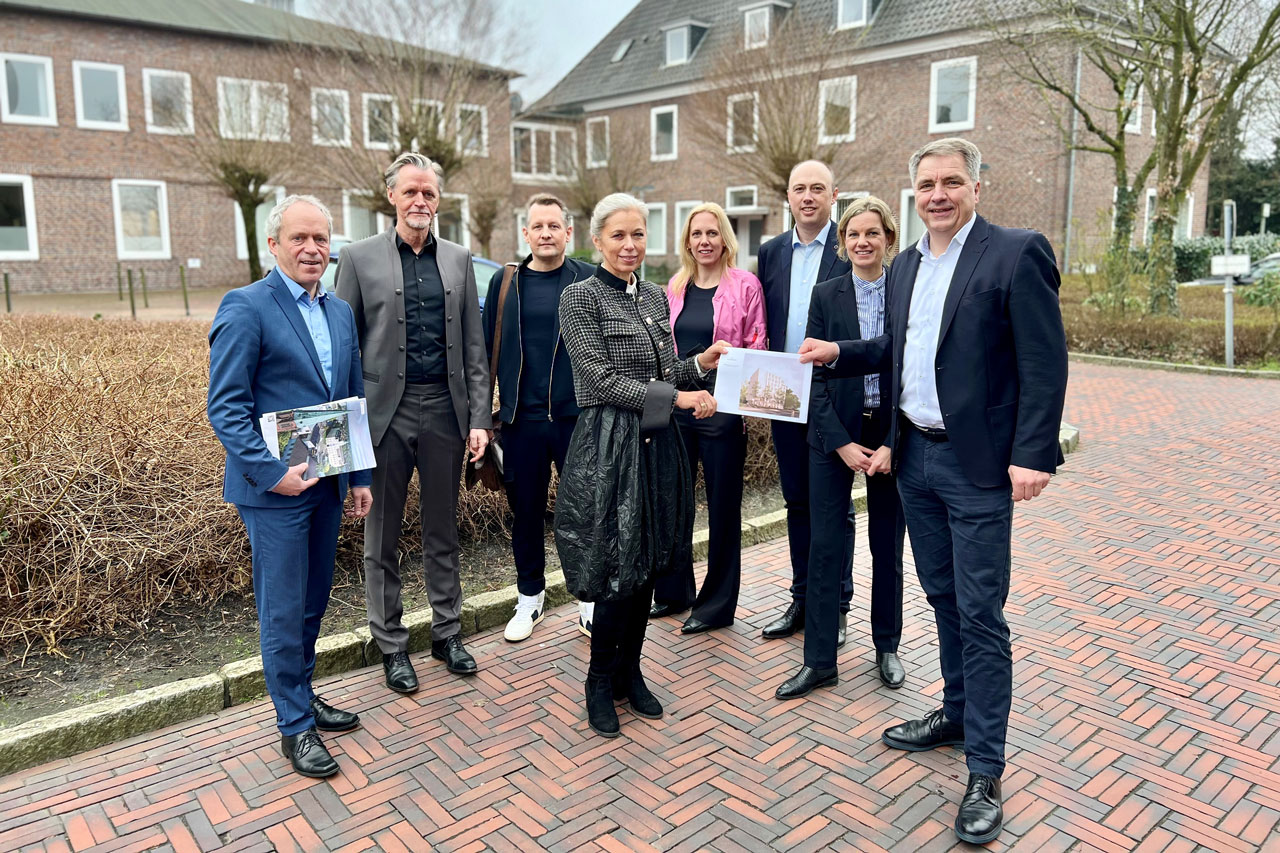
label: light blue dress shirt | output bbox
[899,214,978,429]
[852,269,887,408]
[281,271,333,391]
[783,220,832,353]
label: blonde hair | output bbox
[671,202,739,296]
[835,196,899,263]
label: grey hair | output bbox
[590,192,648,238]
[384,151,445,191]
[908,137,982,185]
[266,194,333,242]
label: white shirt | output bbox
[899,215,978,429]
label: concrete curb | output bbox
[1069,351,1280,380]
[0,424,1072,777]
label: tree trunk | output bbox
[1110,184,1137,257]
[238,198,264,282]
[1146,206,1179,316]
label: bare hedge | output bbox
[0,315,779,651]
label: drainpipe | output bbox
[1062,47,1083,271]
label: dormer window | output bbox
[740,2,792,50]
[837,0,867,29]
[662,20,710,67]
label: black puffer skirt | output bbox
[554,405,694,602]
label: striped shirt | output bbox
[853,269,886,407]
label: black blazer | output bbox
[833,215,1067,488]
[757,225,850,352]
[805,272,892,454]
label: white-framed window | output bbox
[218,77,289,141]
[1178,192,1194,239]
[665,28,690,66]
[511,122,577,179]
[142,69,192,135]
[363,93,398,150]
[311,87,350,147]
[586,116,610,168]
[611,40,632,63]
[647,202,668,255]
[833,191,870,223]
[898,189,926,252]
[516,211,530,257]
[436,192,471,248]
[651,105,678,162]
[0,174,39,260]
[675,200,703,236]
[744,7,770,49]
[111,179,170,260]
[1123,79,1143,134]
[456,104,488,156]
[837,0,867,29]
[929,57,976,133]
[235,185,285,261]
[1,53,56,126]
[1142,187,1159,244]
[73,60,127,131]
[727,92,759,153]
[726,186,758,209]
[342,190,387,241]
[818,75,857,144]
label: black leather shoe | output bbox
[309,696,359,732]
[431,636,478,675]
[649,601,688,619]
[382,651,419,694]
[955,773,1003,844]
[877,652,906,689]
[280,728,339,778]
[681,616,728,634]
[762,601,804,639]
[836,612,847,648]
[585,674,620,738]
[882,708,965,751]
[774,665,838,699]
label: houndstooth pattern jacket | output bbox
[558,271,708,424]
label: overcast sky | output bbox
[503,2,633,105]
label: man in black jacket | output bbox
[483,194,594,642]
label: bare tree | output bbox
[561,112,652,223]
[456,156,507,258]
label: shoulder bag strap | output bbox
[488,263,518,397]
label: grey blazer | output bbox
[336,227,491,445]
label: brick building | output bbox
[510,0,1207,277]
[0,0,518,293]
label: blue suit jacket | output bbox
[756,225,850,352]
[208,268,371,507]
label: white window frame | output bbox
[1124,83,1143,135]
[410,98,445,151]
[218,77,290,142]
[235,185,285,261]
[516,211,530,257]
[142,68,192,135]
[1179,191,1194,239]
[650,105,679,162]
[341,189,388,241]
[0,174,39,261]
[510,121,577,180]
[899,188,926,253]
[72,60,128,132]
[111,178,171,261]
[647,202,668,255]
[310,87,350,147]
[928,56,977,134]
[456,103,488,157]
[725,185,758,209]
[675,200,703,236]
[837,0,867,29]
[0,53,57,126]
[435,192,472,249]
[818,75,857,144]
[586,116,610,168]
[727,92,759,154]
[362,93,398,151]
[611,40,632,63]
[744,7,770,49]
[665,28,690,66]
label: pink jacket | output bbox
[667,266,767,353]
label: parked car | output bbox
[1187,251,1280,286]
[320,238,503,309]
[473,256,502,309]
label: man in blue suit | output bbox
[208,195,373,779]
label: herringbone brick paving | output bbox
[3,362,1279,851]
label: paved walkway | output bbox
[3,362,1279,852]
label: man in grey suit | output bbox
[336,152,491,692]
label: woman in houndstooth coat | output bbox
[555,193,729,739]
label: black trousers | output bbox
[653,411,746,624]
[502,416,577,596]
[771,419,854,610]
[589,577,656,678]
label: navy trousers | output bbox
[237,481,342,736]
[502,416,577,596]
[896,425,1014,778]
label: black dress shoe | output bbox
[431,635,478,675]
[881,707,965,751]
[585,674,620,738]
[836,612,847,648]
[382,651,419,694]
[280,728,339,778]
[955,773,1003,844]
[309,696,359,732]
[876,651,906,688]
[762,601,804,639]
[774,665,838,699]
[649,601,688,619]
[681,616,728,634]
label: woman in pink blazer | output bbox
[651,202,767,632]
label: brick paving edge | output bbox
[1069,351,1280,380]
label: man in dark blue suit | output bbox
[750,160,855,643]
[803,138,1068,845]
[208,195,373,779]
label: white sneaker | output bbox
[504,591,545,642]
[578,601,594,638]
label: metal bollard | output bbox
[179,265,190,317]
[127,268,137,320]
[140,268,149,308]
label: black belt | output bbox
[406,376,448,388]
[902,415,948,442]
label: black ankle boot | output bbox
[624,667,663,720]
[585,674,620,738]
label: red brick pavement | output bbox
[3,362,1279,852]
